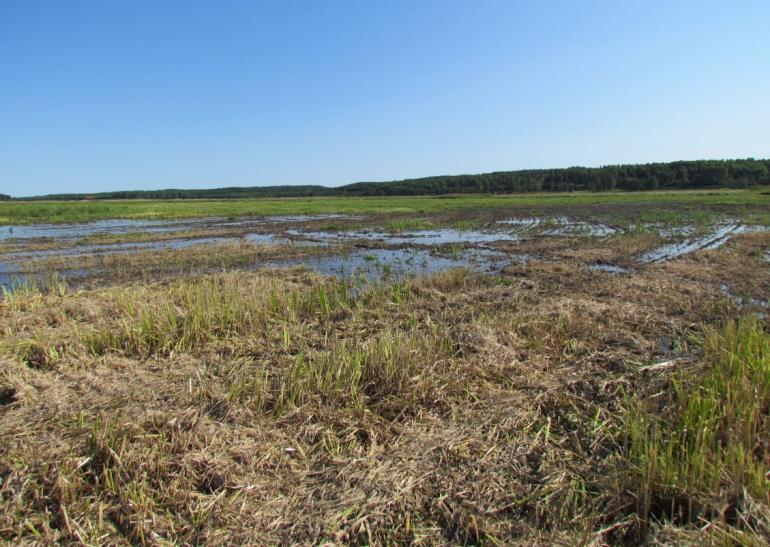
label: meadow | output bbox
[2,188,769,225]
[1,194,769,544]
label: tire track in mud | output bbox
[639,223,750,263]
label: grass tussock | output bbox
[627,318,770,541]
[275,328,450,415]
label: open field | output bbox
[1,194,770,544]
[2,188,770,225]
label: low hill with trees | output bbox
[13,158,770,200]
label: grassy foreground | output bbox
[2,188,769,224]
[1,226,769,544]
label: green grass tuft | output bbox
[627,317,770,531]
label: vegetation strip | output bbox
[2,187,769,225]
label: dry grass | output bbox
[1,231,769,544]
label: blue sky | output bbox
[1,1,769,196]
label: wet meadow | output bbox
[1,190,769,544]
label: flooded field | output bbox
[2,197,770,544]
[3,203,768,294]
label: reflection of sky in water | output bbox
[3,234,284,262]
[1,247,517,293]
[286,228,521,245]
[269,248,514,282]
[0,214,357,242]
[638,224,769,263]
[587,263,629,274]
[1,219,188,240]
[3,214,768,292]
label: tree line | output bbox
[10,159,770,200]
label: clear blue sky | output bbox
[1,1,769,196]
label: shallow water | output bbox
[3,214,767,292]
[3,233,287,262]
[719,283,770,319]
[286,216,620,245]
[540,216,617,237]
[496,217,541,230]
[587,263,630,274]
[0,219,189,241]
[287,227,520,245]
[638,223,751,263]
[269,247,511,281]
[0,267,91,293]
[656,224,695,238]
[496,216,617,237]
[1,216,519,291]
[0,246,510,292]
[0,214,356,243]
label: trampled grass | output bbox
[2,188,768,224]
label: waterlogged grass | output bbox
[627,318,770,538]
[10,241,328,286]
[2,188,768,224]
[385,218,433,232]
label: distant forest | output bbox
[11,159,770,200]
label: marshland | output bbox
[1,190,769,544]
[6,0,770,542]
